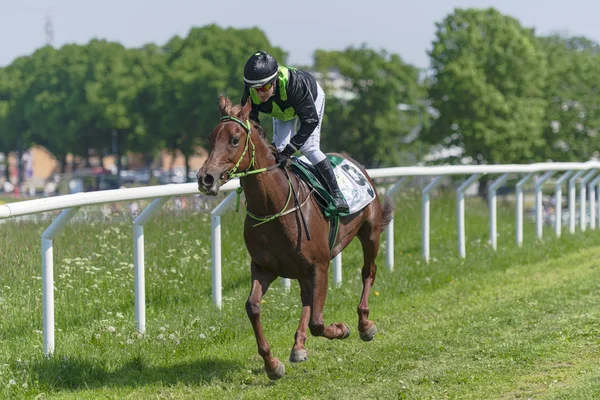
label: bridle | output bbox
[218,116,313,229]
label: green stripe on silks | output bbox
[290,157,349,251]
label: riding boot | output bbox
[314,159,350,214]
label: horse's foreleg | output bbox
[246,261,284,380]
[308,265,350,340]
[356,224,379,341]
[290,279,311,363]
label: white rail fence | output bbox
[2,161,600,356]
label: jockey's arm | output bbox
[287,83,319,152]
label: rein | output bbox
[219,115,313,229]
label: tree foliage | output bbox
[314,46,424,167]
[427,8,548,165]
[2,16,600,187]
[538,35,600,161]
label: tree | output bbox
[314,45,424,167]
[427,8,548,168]
[537,35,600,161]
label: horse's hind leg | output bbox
[356,221,380,341]
[289,279,311,363]
[246,261,284,380]
[308,264,351,340]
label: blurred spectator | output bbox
[3,181,14,193]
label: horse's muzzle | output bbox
[196,170,221,196]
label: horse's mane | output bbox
[221,97,277,157]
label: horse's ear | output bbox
[241,96,252,119]
[218,95,231,117]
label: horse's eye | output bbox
[231,137,240,146]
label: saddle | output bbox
[290,154,378,252]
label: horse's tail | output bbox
[380,195,395,231]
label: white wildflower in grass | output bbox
[169,333,176,340]
[107,326,116,333]
[157,334,164,340]
[209,326,216,332]
[199,333,206,339]
[116,313,124,319]
[160,326,166,332]
[8,379,15,385]
[126,339,133,345]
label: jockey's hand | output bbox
[276,145,295,165]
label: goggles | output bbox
[253,81,274,93]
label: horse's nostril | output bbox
[202,174,215,186]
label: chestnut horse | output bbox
[197,96,394,380]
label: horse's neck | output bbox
[241,169,290,213]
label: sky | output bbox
[1,0,598,69]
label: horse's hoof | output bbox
[289,348,308,363]
[341,323,351,339]
[266,360,285,380]
[359,324,377,341]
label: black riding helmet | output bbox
[243,51,279,87]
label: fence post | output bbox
[211,191,238,308]
[456,174,479,258]
[384,177,409,272]
[516,173,533,247]
[133,197,169,334]
[422,176,444,263]
[488,173,509,251]
[579,170,597,231]
[41,207,80,356]
[554,171,573,238]
[590,174,600,230]
[535,171,555,239]
[569,170,586,233]
[333,254,342,287]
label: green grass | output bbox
[2,193,600,399]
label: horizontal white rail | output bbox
[4,160,600,220]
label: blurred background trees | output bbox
[1,7,600,187]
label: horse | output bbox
[196,95,394,380]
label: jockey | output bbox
[241,50,350,213]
